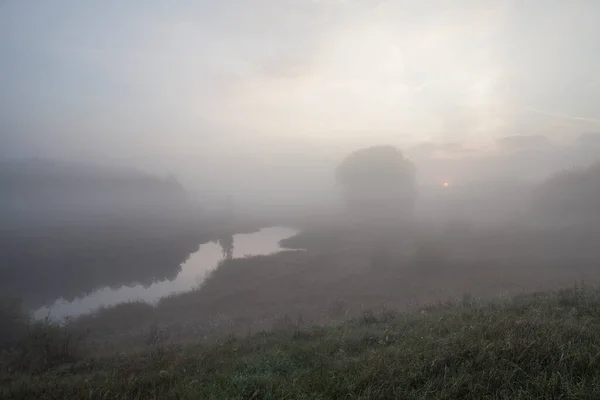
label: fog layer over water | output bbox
[2,1,600,340]
[2,1,600,205]
[34,227,297,320]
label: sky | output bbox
[1,0,600,194]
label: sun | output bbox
[443,182,450,188]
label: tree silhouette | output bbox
[217,234,234,260]
[533,161,600,226]
[336,145,417,227]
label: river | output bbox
[34,226,298,319]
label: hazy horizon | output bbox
[2,0,600,196]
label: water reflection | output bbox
[34,227,297,319]
[216,234,234,260]
[1,226,201,311]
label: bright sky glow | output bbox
[1,0,600,187]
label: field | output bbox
[3,223,600,399]
[4,286,600,399]
[57,224,600,348]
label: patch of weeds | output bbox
[1,318,86,374]
[145,321,168,347]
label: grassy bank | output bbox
[63,232,600,350]
[3,286,600,399]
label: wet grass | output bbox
[0,297,86,376]
[4,286,600,399]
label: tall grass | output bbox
[0,297,85,375]
[4,286,600,399]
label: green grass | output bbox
[4,286,600,399]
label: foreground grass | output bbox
[4,286,600,399]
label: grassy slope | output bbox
[68,236,598,350]
[4,286,600,399]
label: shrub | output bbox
[0,297,85,374]
[0,297,29,349]
[69,300,155,336]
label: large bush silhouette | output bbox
[533,161,600,226]
[336,145,417,227]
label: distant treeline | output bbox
[0,160,189,226]
[533,162,600,226]
[0,160,253,310]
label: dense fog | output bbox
[1,0,600,326]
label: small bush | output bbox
[70,300,155,335]
[146,321,168,347]
[358,309,378,325]
[272,314,305,331]
[10,319,84,373]
[0,297,85,374]
[0,297,29,349]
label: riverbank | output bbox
[52,222,600,352]
[3,286,600,399]
[0,212,268,313]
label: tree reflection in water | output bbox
[216,234,234,260]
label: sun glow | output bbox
[228,8,505,144]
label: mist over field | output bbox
[2,1,600,398]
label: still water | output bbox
[34,227,298,319]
